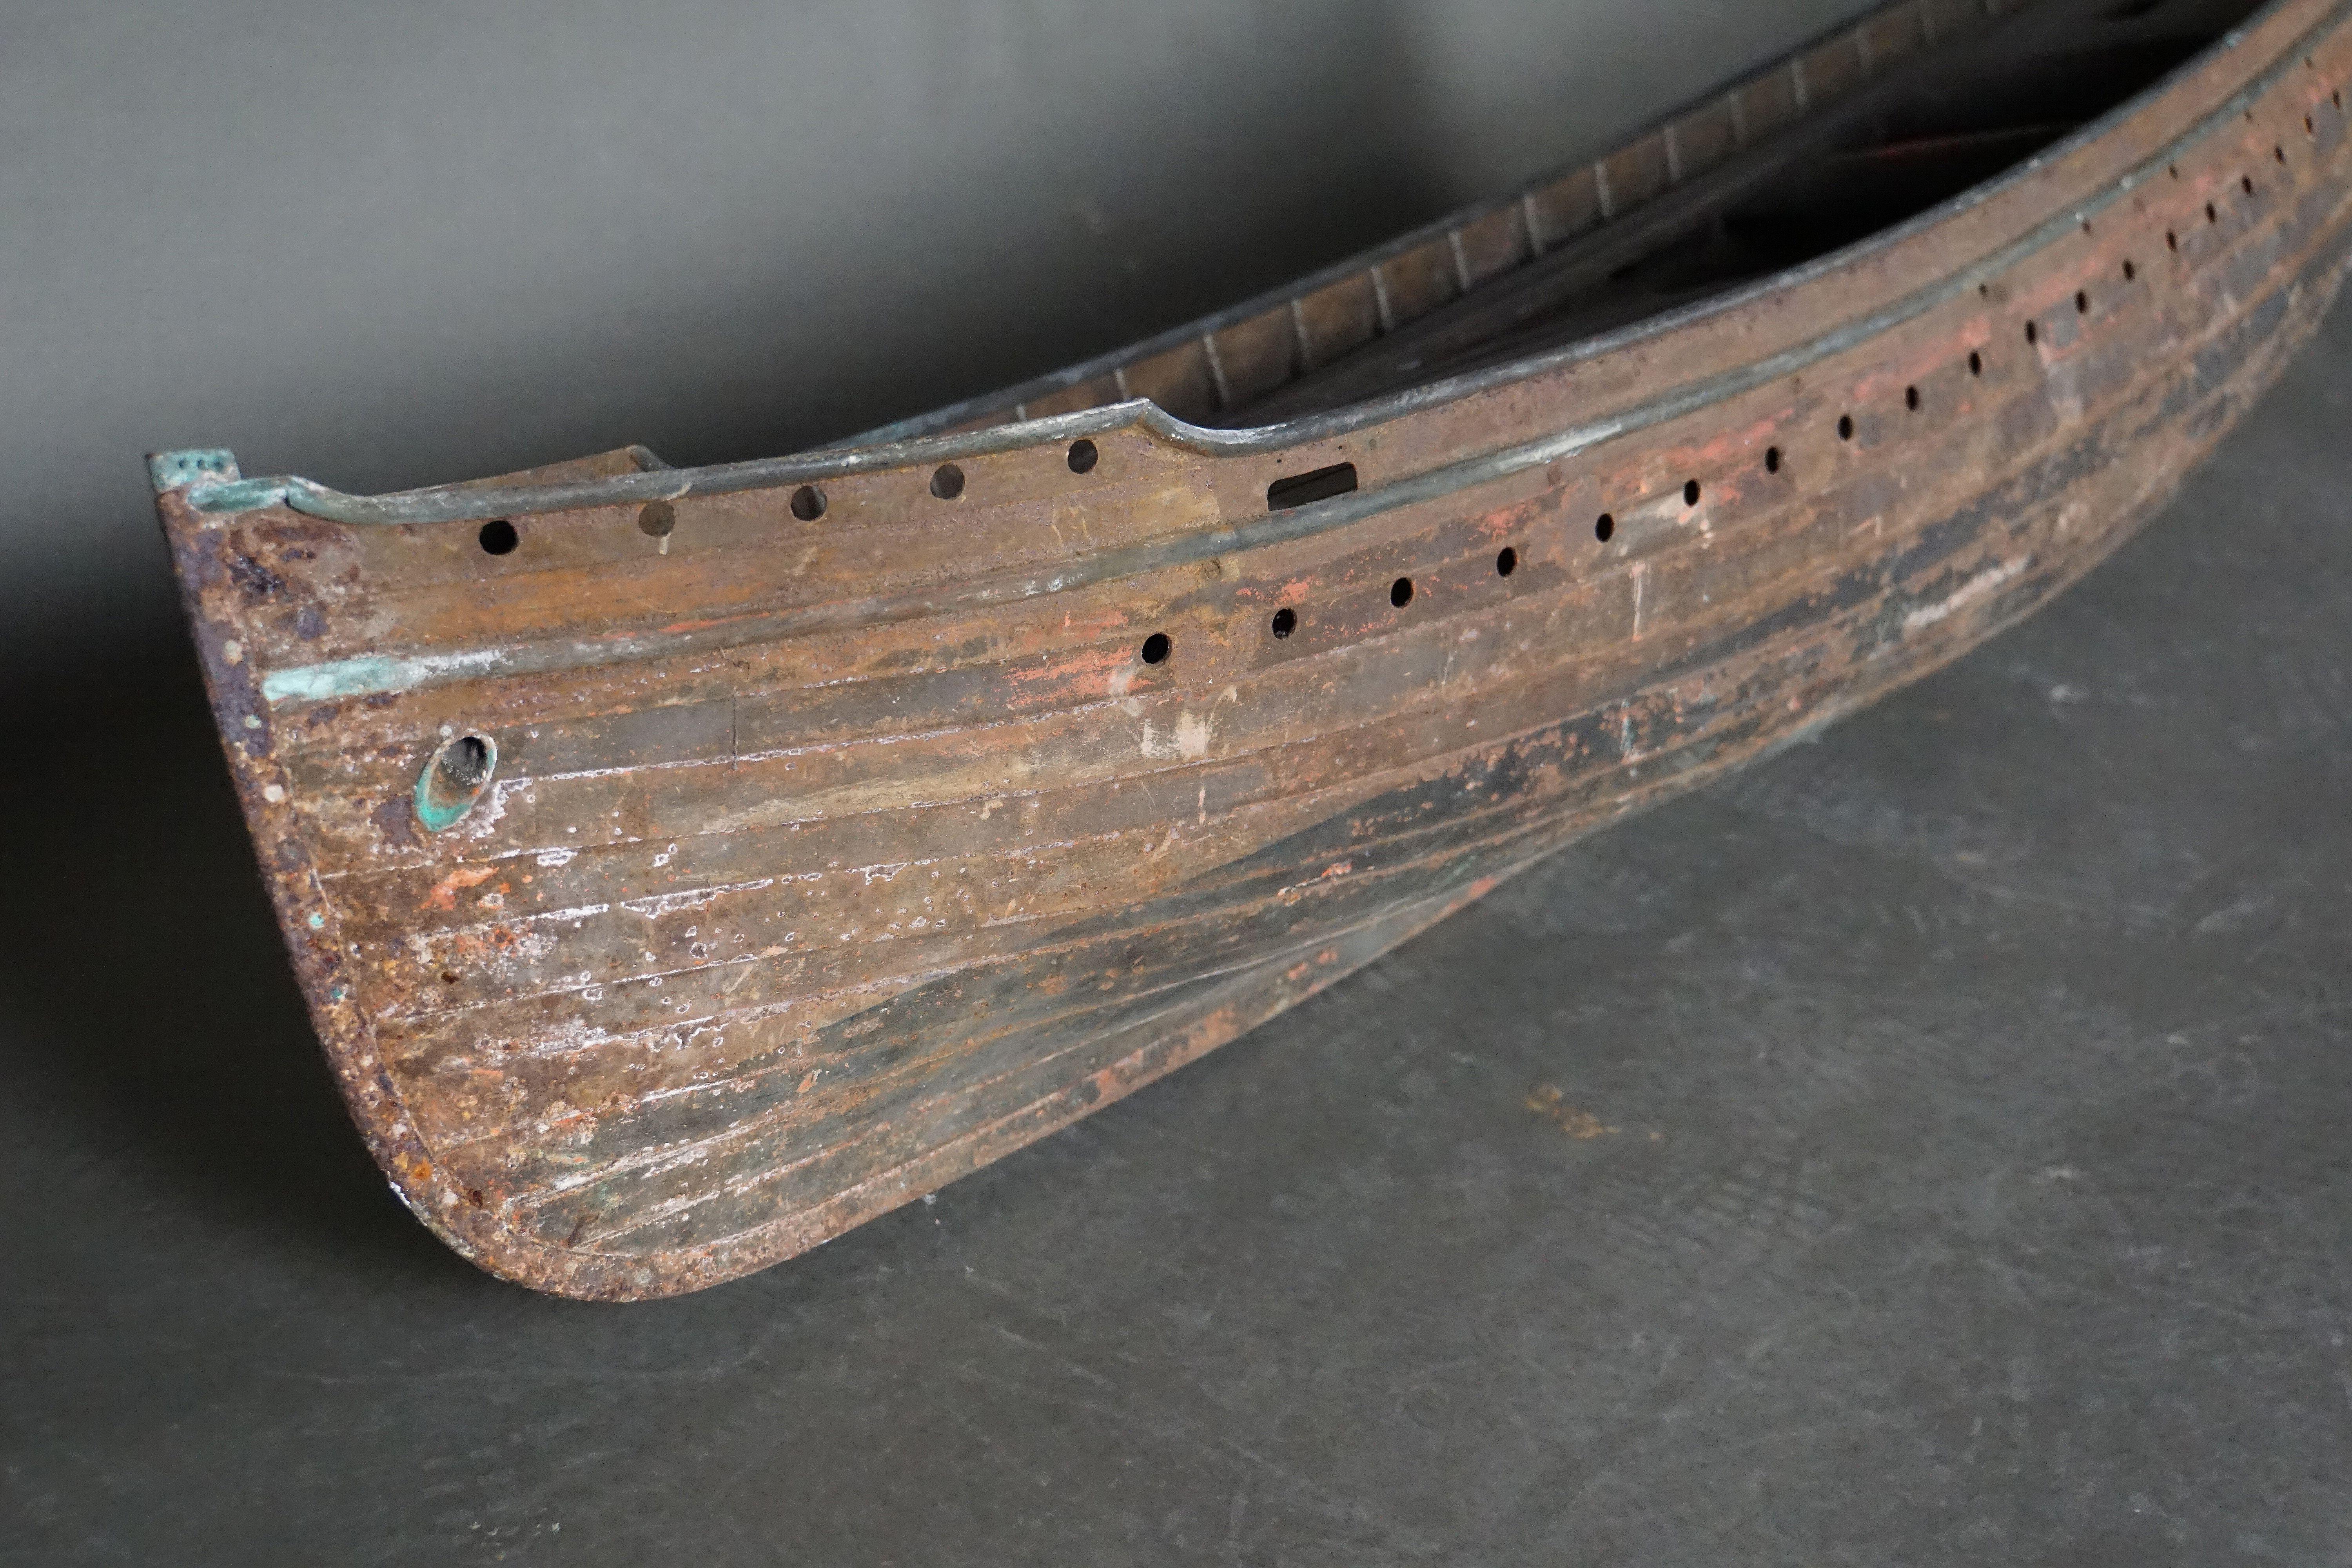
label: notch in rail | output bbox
[1267,462,1358,511]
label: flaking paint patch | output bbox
[424,864,501,912]
[1176,711,1213,759]
[620,881,777,918]
[1903,555,2031,633]
[1140,710,1214,760]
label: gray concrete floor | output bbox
[7,290,2352,1568]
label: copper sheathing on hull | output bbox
[158,0,2352,1298]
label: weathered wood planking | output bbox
[158,0,2352,1296]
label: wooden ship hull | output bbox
[156,0,2352,1299]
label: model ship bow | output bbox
[155,0,2352,1297]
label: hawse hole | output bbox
[1390,576,1415,608]
[1140,632,1171,664]
[441,735,492,789]
[416,732,498,833]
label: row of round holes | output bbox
[486,92,2327,563]
[1575,98,2330,546]
[466,211,2169,560]
[1143,547,1523,665]
[479,439,1108,552]
[1162,82,2336,595]
[483,76,2351,572]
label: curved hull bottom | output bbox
[509,230,2347,1300]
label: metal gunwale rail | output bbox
[170,0,2324,538]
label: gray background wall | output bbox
[4,0,1873,674]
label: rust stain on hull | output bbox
[156,0,2352,1298]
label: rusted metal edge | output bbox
[156,0,2327,536]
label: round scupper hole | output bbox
[790,485,826,521]
[2123,259,2137,281]
[2026,320,2040,346]
[637,500,676,539]
[1495,546,1518,577]
[1837,414,1855,441]
[1595,513,1616,543]
[1683,479,1701,506]
[1140,632,1171,665]
[1270,606,1298,639]
[478,519,519,555]
[2076,290,2090,314]
[1067,439,1098,474]
[1905,385,1920,411]
[930,463,965,500]
[1390,576,1415,608]
[1765,446,1782,474]
[1969,350,1983,376]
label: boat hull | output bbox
[158,0,2352,1297]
